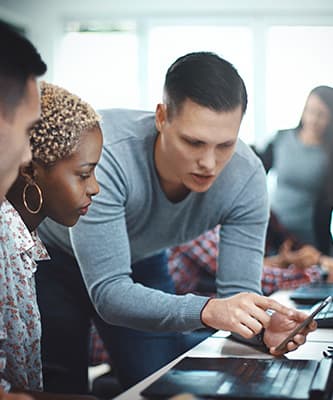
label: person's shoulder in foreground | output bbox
[0,19,46,400]
[98,108,154,144]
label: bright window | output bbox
[266,26,333,138]
[54,22,333,147]
[147,25,254,142]
[54,30,139,110]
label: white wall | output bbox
[2,0,333,144]
[2,0,333,82]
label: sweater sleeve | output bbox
[69,148,208,332]
[214,161,269,347]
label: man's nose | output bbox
[198,149,216,171]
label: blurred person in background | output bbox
[254,86,333,256]
[168,211,333,300]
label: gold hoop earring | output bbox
[23,182,43,214]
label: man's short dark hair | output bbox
[0,20,47,118]
[163,51,247,120]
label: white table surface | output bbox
[113,290,333,400]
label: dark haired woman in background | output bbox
[256,86,333,257]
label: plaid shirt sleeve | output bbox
[167,226,219,296]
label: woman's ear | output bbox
[20,161,38,183]
[20,163,33,183]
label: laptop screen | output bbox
[290,282,333,305]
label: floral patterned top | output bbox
[0,200,49,391]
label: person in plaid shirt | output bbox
[167,226,219,296]
[168,212,333,297]
[88,211,332,369]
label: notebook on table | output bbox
[141,356,333,400]
[289,282,333,305]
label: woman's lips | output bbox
[79,203,91,215]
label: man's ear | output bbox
[155,103,167,132]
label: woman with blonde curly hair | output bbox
[1,82,102,398]
[8,81,102,229]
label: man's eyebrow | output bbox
[181,133,236,146]
[218,139,237,145]
[181,133,205,143]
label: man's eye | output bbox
[187,139,202,146]
[218,142,234,149]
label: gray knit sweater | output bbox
[38,108,269,333]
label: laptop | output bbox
[141,356,332,400]
[289,282,333,305]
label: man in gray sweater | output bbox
[36,52,314,393]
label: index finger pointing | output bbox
[257,297,295,317]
